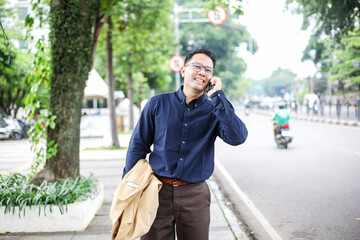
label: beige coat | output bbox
[109,159,162,240]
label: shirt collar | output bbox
[175,85,207,107]
[175,86,186,104]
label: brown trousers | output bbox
[141,181,211,240]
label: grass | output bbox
[0,173,100,217]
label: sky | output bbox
[236,0,317,80]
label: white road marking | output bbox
[328,144,360,156]
[215,158,283,240]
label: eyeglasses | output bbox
[184,62,215,76]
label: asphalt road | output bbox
[214,111,360,240]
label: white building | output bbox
[3,0,49,50]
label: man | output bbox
[272,102,290,136]
[124,48,248,240]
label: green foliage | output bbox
[27,112,57,178]
[178,2,255,98]
[260,68,296,97]
[23,3,55,178]
[285,0,360,37]
[328,30,360,86]
[0,43,31,117]
[94,0,174,98]
[301,29,360,87]
[286,0,360,90]
[0,173,99,217]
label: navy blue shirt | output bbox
[125,87,248,183]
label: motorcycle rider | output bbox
[272,102,290,137]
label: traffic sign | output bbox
[169,55,184,72]
[207,6,227,25]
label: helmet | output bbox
[278,102,286,109]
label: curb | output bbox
[208,177,250,240]
[253,110,359,127]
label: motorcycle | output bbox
[312,101,319,114]
[17,118,34,138]
[274,123,293,149]
[0,116,23,140]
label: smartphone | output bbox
[206,82,214,92]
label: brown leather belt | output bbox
[159,176,192,186]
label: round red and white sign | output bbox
[207,6,227,25]
[169,55,184,72]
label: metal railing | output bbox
[291,100,360,122]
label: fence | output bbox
[291,99,360,122]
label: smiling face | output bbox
[181,53,214,93]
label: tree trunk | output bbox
[30,0,98,184]
[7,88,12,115]
[12,88,22,118]
[137,80,143,112]
[127,72,134,131]
[0,89,4,114]
[106,16,120,148]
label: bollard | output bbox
[329,100,332,116]
[336,99,341,119]
[356,97,360,122]
[320,100,324,117]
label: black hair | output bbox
[184,48,216,68]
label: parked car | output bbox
[0,116,23,140]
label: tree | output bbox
[30,0,100,184]
[106,16,119,148]
[260,68,296,97]
[0,44,31,117]
[179,1,257,98]
[112,0,173,130]
[328,30,360,85]
[286,0,360,71]
[286,0,360,92]
[0,1,36,118]
[285,0,360,37]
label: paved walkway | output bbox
[0,136,249,240]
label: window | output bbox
[19,40,26,49]
[18,7,28,20]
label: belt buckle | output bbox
[172,179,179,187]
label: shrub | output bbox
[0,173,99,217]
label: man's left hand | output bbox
[206,77,222,97]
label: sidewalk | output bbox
[0,136,249,240]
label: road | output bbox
[214,111,360,240]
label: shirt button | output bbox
[182,141,185,144]
[180,158,183,161]
[184,123,188,127]
[187,108,190,111]
[218,94,220,96]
